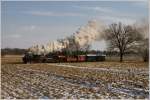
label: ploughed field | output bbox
[1,56,149,99]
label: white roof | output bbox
[86,54,97,56]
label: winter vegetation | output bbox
[1,55,149,99]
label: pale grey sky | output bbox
[1,1,148,50]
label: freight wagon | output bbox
[22,53,105,63]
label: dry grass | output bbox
[1,55,23,64]
[61,61,148,68]
[1,55,149,99]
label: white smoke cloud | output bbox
[29,20,104,55]
[74,20,104,46]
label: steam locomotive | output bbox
[22,52,106,64]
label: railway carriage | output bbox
[22,52,106,63]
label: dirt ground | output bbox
[1,56,149,99]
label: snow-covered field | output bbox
[1,57,149,99]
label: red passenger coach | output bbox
[77,55,86,62]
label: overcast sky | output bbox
[1,1,148,50]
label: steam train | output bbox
[22,52,106,64]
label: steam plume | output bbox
[29,20,104,55]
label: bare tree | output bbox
[137,39,149,62]
[104,22,142,62]
[134,19,149,62]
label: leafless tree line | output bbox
[103,19,148,62]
